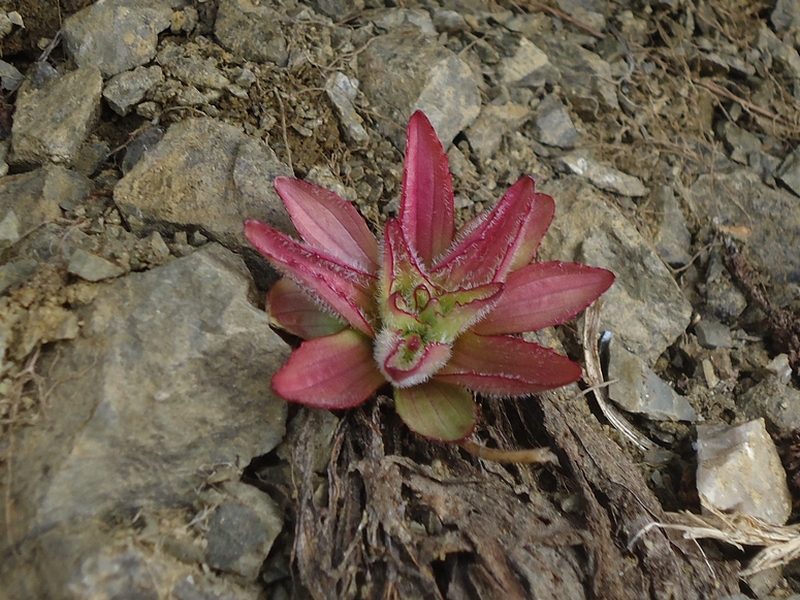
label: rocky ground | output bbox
[2,0,800,598]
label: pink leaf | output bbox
[272,329,386,409]
[473,262,615,336]
[435,332,582,395]
[245,220,377,337]
[507,191,556,272]
[432,176,537,286]
[400,111,455,266]
[394,380,476,441]
[267,278,346,339]
[274,177,380,272]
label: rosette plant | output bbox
[245,111,614,442]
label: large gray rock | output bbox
[0,244,289,599]
[10,66,103,166]
[358,29,480,149]
[62,0,172,77]
[539,177,692,365]
[214,0,288,66]
[689,168,800,295]
[113,118,293,265]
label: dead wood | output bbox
[289,392,740,599]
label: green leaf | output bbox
[394,381,476,441]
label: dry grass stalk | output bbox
[632,507,800,577]
[582,302,658,452]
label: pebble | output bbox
[325,72,369,144]
[608,339,696,421]
[500,37,559,88]
[203,482,283,580]
[557,152,647,197]
[0,165,90,251]
[10,66,103,166]
[696,418,791,525]
[739,376,800,431]
[695,319,733,349]
[62,0,171,77]
[533,94,578,149]
[214,0,288,66]
[103,65,164,116]
[465,102,531,161]
[358,30,480,148]
[68,249,126,282]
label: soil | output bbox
[3,0,800,599]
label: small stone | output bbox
[135,101,160,120]
[62,0,171,77]
[150,231,170,260]
[499,37,557,88]
[10,66,103,166]
[557,152,647,197]
[0,165,90,251]
[191,231,208,246]
[465,102,530,162]
[305,0,364,19]
[325,72,368,144]
[68,249,126,282]
[695,320,733,349]
[740,376,800,431]
[433,9,468,32]
[653,185,692,266]
[161,54,230,91]
[214,0,288,66]
[765,354,792,384]
[359,30,480,149]
[702,358,720,389]
[204,482,283,580]
[0,258,37,294]
[103,65,164,116]
[696,418,791,525]
[720,121,762,164]
[608,340,696,421]
[0,59,23,90]
[534,94,578,149]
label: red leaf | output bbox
[245,220,377,337]
[507,191,556,272]
[272,329,386,408]
[435,332,582,395]
[394,380,476,441]
[274,177,380,272]
[432,176,537,286]
[267,278,346,339]
[400,111,455,266]
[473,262,615,335]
